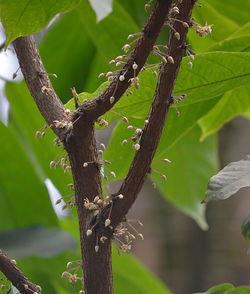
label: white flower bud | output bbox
[161,174,167,181]
[118,194,124,199]
[67,261,73,268]
[183,22,189,28]
[95,245,99,253]
[167,56,175,64]
[188,61,193,69]
[86,229,93,236]
[163,158,171,163]
[122,44,131,52]
[119,75,125,81]
[110,171,116,178]
[83,162,88,167]
[110,96,115,104]
[134,143,140,150]
[174,32,180,40]
[122,139,128,145]
[132,62,138,70]
[105,219,111,227]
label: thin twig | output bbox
[0,250,40,294]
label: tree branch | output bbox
[102,0,197,231]
[74,0,172,122]
[0,250,40,294]
[13,36,66,136]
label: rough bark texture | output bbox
[13,36,66,136]
[0,250,40,294]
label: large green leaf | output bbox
[6,82,72,200]
[113,249,172,294]
[198,85,250,140]
[0,124,58,230]
[204,155,250,203]
[39,10,96,103]
[0,0,81,46]
[77,1,139,63]
[151,127,218,230]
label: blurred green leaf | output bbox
[151,127,218,230]
[226,287,250,294]
[0,0,81,46]
[39,10,96,103]
[113,248,172,294]
[0,225,76,258]
[77,1,139,63]
[0,124,58,230]
[204,155,250,203]
[194,283,234,293]
[198,85,250,140]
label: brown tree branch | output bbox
[74,0,172,122]
[100,0,197,231]
[13,36,66,136]
[0,250,40,294]
[64,1,173,293]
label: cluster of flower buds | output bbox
[193,21,213,37]
[35,124,49,138]
[114,219,144,253]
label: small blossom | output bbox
[83,162,88,167]
[161,174,167,181]
[105,219,111,227]
[118,194,124,199]
[119,75,125,81]
[100,236,107,243]
[55,198,62,205]
[135,128,142,135]
[138,233,144,240]
[35,131,42,137]
[174,32,180,40]
[188,61,193,69]
[122,139,128,145]
[67,261,73,268]
[64,108,71,115]
[167,56,175,64]
[171,6,179,14]
[61,271,70,278]
[110,96,115,104]
[195,22,213,37]
[50,161,56,168]
[122,116,129,123]
[122,44,131,52]
[110,171,116,178]
[95,245,99,253]
[132,62,138,70]
[163,158,172,163]
[134,143,140,151]
[86,229,93,236]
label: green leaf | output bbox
[198,85,250,140]
[0,0,81,46]
[241,214,250,243]
[39,10,96,103]
[151,127,218,230]
[0,124,58,230]
[209,35,250,52]
[175,52,250,107]
[194,283,235,294]
[226,287,250,294]
[5,81,72,202]
[77,0,139,63]
[0,225,76,258]
[113,249,172,294]
[204,155,250,203]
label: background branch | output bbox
[0,250,40,294]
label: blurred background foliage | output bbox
[0,0,250,293]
